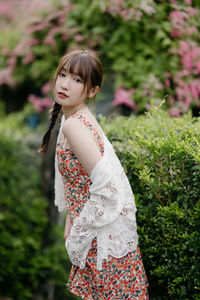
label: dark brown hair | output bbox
[38,49,103,153]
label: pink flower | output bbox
[185,7,197,16]
[196,61,200,73]
[27,21,49,34]
[190,82,199,99]
[29,38,39,46]
[185,97,192,107]
[179,41,189,54]
[61,33,68,41]
[112,87,137,110]
[28,94,52,113]
[0,2,15,20]
[1,47,10,55]
[44,35,57,50]
[0,67,12,85]
[28,95,42,113]
[119,9,132,20]
[41,97,52,108]
[177,69,189,77]
[183,82,190,95]
[74,34,85,42]
[22,52,35,65]
[8,57,16,69]
[42,82,52,95]
[168,107,181,117]
[176,87,184,101]
[164,79,170,88]
[181,53,193,71]
[187,26,198,35]
[165,72,171,78]
[169,11,184,23]
[184,0,192,6]
[170,29,182,38]
[140,1,156,15]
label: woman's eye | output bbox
[58,72,65,77]
[73,77,82,83]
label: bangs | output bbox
[53,49,103,98]
[60,52,92,94]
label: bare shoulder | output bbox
[62,111,104,150]
[62,115,83,133]
[60,113,102,175]
[62,117,91,144]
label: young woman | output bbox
[38,49,149,299]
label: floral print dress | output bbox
[56,113,149,299]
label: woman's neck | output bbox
[62,104,88,119]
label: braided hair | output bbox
[38,102,61,153]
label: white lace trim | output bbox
[64,132,138,270]
[54,116,67,212]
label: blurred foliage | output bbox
[100,104,200,299]
[0,109,76,300]
[0,0,200,115]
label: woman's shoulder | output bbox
[64,110,104,141]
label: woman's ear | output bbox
[88,86,99,98]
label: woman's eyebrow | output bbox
[61,67,81,78]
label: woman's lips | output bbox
[58,92,68,99]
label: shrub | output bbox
[100,106,200,299]
[0,111,74,300]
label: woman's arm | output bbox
[62,117,103,175]
[64,213,72,240]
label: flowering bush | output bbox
[0,0,200,115]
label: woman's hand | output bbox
[64,214,72,240]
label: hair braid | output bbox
[38,102,61,153]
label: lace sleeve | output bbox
[54,115,67,212]
[65,133,138,270]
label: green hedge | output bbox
[0,111,75,300]
[100,107,200,299]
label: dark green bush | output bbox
[0,112,74,300]
[101,107,200,299]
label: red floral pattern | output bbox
[56,113,149,299]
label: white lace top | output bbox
[54,116,138,270]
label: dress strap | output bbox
[72,113,104,150]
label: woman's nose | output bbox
[61,76,70,90]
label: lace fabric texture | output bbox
[64,131,138,270]
[54,116,67,212]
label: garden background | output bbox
[0,0,200,299]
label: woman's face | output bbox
[54,65,87,109]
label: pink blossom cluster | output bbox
[27,5,74,49]
[0,1,74,88]
[28,81,52,113]
[175,41,200,75]
[28,94,52,114]
[106,0,155,21]
[112,87,137,110]
[0,1,16,22]
[142,74,163,97]
[169,6,198,38]
[166,2,200,116]
[41,82,52,95]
